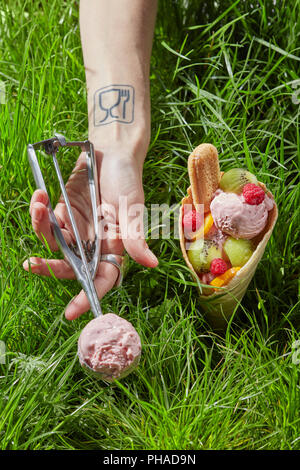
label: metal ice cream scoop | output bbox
[27,134,140,381]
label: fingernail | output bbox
[23,260,29,270]
[146,249,158,266]
[23,258,43,273]
[64,296,77,320]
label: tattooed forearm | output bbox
[93,84,135,126]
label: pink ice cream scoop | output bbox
[78,313,142,382]
[210,190,274,239]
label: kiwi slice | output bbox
[219,168,257,194]
[223,237,253,267]
[188,239,222,273]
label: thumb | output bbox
[119,193,158,268]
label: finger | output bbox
[65,264,119,320]
[30,192,75,250]
[123,237,158,268]
[119,198,158,268]
[23,257,75,279]
[30,190,59,250]
[29,189,49,216]
[31,202,60,250]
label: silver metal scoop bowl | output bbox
[27,134,141,381]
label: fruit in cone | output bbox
[210,258,227,275]
[187,239,222,273]
[219,168,258,194]
[210,267,241,289]
[223,237,253,267]
[182,209,203,238]
[179,143,278,329]
[243,183,266,205]
[186,212,214,241]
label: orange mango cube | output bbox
[192,212,214,240]
[210,267,241,289]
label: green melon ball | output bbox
[223,237,254,267]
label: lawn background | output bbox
[0,0,299,450]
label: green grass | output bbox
[0,0,299,450]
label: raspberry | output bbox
[243,183,265,205]
[182,209,203,232]
[210,258,227,275]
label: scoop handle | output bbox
[27,139,103,318]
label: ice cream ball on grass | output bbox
[78,313,142,382]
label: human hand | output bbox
[23,145,158,320]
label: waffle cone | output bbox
[179,145,278,329]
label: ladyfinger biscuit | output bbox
[188,143,220,212]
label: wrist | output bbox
[89,122,150,164]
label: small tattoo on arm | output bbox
[93,84,135,126]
